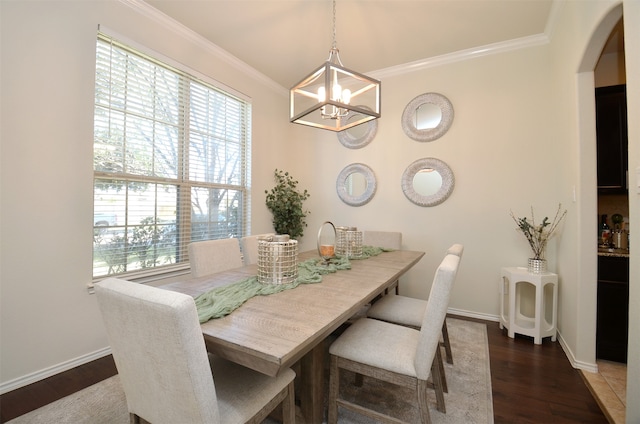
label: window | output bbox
[93,33,250,279]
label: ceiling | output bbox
[143,0,557,89]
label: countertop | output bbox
[598,248,630,258]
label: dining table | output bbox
[159,248,425,424]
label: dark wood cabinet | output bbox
[596,85,628,192]
[596,255,629,363]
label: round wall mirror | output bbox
[336,163,377,206]
[401,158,454,206]
[337,106,378,149]
[413,168,443,196]
[401,93,454,142]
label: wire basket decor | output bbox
[257,235,298,285]
[335,226,363,259]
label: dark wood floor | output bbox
[0,317,607,423]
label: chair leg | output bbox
[328,356,340,424]
[441,320,453,364]
[281,381,296,424]
[436,344,448,393]
[430,349,446,413]
[417,379,433,424]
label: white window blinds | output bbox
[93,33,251,279]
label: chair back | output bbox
[240,233,275,266]
[414,254,460,380]
[447,243,464,257]
[95,278,220,424]
[362,230,402,249]
[189,238,243,278]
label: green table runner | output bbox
[195,246,390,323]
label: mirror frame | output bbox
[401,158,455,207]
[401,93,454,142]
[337,106,378,149]
[336,163,377,206]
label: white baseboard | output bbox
[447,308,599,374]
[557,331,599,373]
[0,347,112,395]
[447,307,500,322]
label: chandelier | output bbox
[289,0,381,132]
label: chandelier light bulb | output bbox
[342,89,351,104]
[332,83,342,101]
[317,86,326,102]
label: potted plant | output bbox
[265,169,310,240]
[510,204,567,273]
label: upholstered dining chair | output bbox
[95,278,296,424]
[366,243,464,401]
[189,238,244,278]
[328,254,460,424]
[362,230,402,294]
[240,233,275,266]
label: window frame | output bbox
[92,31,251,282]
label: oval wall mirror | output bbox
[336,163,377,206]
[337,106,378,149]
[401,158,455,206]
[401,93,454,142]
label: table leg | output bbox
[299,342,325,424]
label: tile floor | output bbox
[581,360,627,424]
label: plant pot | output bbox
[528,258,547,274]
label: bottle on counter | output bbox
[600,214,611,247]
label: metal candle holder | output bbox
[336,226,363,259]
[257,235,298,285]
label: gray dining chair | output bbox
[240,233,275,266]
[367,243,464,401]
[189,238,244,278]
[95,277,296,424]
[363,230,402,294]
[328,253,460,423]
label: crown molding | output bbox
[118,0,287,96]
[119,0,555,94]
[370,33,550,81]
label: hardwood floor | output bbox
[0,317,607,423]
[484,320,607,423]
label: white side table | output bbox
[499,267,558,344]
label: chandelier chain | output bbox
[332,0,337,50]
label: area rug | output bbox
[7,318,492,424]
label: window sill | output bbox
[88,264,191,294]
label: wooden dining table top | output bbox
[159,249,425,377]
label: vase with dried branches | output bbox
[510,204,567,273]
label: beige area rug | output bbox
[8,318,492,424]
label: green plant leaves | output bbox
[265,169,310,239]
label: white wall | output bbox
[291,43,564,319]
[1,1,637,413]
[0,0,289,389]
[621,0,639,420]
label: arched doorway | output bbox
[576,4,627,420]
[576,1,623,362]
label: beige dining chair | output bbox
[366,243,464,399]
[95,278,296,424]
[328,253,460,424]
[363,230,402,294]
[189,238,244,278]
[240,233,275,266]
